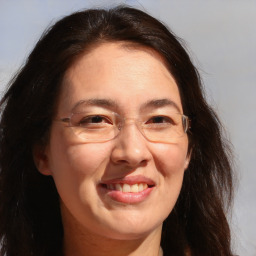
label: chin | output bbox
[100,225,161,241]
[91,212,164,241]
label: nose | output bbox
[110,121,152,167]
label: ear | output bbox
[33,144,52,176]
[184,149,192,170]
[184,157,190,170]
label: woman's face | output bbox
[37,42,190,240]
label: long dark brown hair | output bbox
[0,6,234,256]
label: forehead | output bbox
[58,42,182,115]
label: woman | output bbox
[0,6,234,256]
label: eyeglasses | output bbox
[58,111,190,143]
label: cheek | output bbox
[47,127,113,193]
[47,137,113,213]
[66,144,110,176]
[152,141,188,210]
[152,140,189,177]
[49,141,111,180]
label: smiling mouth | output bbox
[101,183,154,193]
[99,176,155,203]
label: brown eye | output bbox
[147,116,174,124]
[71,114,113,128]
[150,116,165,123]
[87,115,104,123]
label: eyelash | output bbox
[76,115,113,126]
[146,116,174,124]
[75,114,175,127]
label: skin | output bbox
[35,42,190,256]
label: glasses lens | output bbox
[70,112,119,142]
[141,113,188,143]
[68,111,188,143]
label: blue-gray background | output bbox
[0,0,255,255]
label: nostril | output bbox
[101,184,107,189]
[140,160,148,167]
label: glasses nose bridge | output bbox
[117,116,144,136]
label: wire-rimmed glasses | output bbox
[58,109,190,144]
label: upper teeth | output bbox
[106,183,148,193]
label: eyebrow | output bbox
[141,99,181,113]
[71,98,181,113]
[71,98,118,112]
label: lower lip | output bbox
[99,186,154,204]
